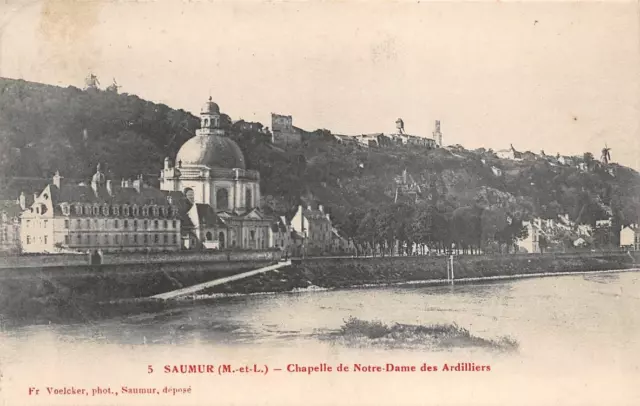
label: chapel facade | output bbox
[160,97,272,250]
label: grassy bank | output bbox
[201,252,637,295]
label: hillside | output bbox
[1,77,639,252]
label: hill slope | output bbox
[1,77,639,251]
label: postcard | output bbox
[1,0,639,405]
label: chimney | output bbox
[307,205,312,211]
[33,192,38,203]
[19,192,26,210]
[164,157,171,170]
[106,180,113,196]
[53,170,63,188]
[326,213,330,222]
[318,204,324,213]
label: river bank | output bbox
[201,251,639,295]
[0,251,637,327]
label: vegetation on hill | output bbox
[1,77,639,252]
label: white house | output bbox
[620,225,640,251]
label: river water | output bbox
[1,271,639,405]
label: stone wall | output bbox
[0,249,282,269]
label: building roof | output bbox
[194,204,227,228]
[50,183,170,206]
[175,134,246,170]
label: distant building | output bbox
[496,144,523,160]
[271,113,302,146]
[20,168,182,254]
[0,200,22,253]
[330,227,352,254]
[517,220,543,253]
[620,224,640,251]
[433,120,443,147]
[291,204,332,255]
[232,119,264,133]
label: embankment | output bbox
[0,250,281,326]
[201,251,640,295]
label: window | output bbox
[133,234,138,244]
[124,235,129,244]
[102,205,109,216]
[144,220,148,229]
[133,220,138,229]
[93,206,99,215]
[172,220,177,229]
[94,219,98,228]
[154,234,159,244]
[115,220,119,229]
[26,236,31,244]
[142,207,148,217]
[86,219,90,228]
[124,220,128,229]
[164,234,168,244]
[113,206,119,216]
[103,235,108,245]
[123,206,129,216]
[250,230,255,240]
[143,234,148,244]
[85,235,90,244]
[64,220,69,229]
[245,188,252,208]
[184,188,195,204]
[132,206,139,216]
[62,205,69,215]
[216,188,229,210]
[76,219,81,228]
[115,235,120,245]
[154,220,159,229]
[206,232,213,241]
[164,220,168,229]
[77,235,81,243]
[173,234,177,244]
[75,205,82,215]
[153,207,159,217]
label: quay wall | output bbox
[0,249,282,270]
[204,251,640,295]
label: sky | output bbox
[1,0,639,169]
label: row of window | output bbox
[63,233,179,246]
[61,203,175,218]
[64,219,178,230]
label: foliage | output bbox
[1,78,639,251]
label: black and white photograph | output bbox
[0,1,639,405]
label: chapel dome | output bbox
[175,135,246,170]
[201,97,220,115]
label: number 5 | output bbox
[148,365,153,374]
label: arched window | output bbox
[245,188,252,209]
[102,205,109,216]
[184,188,195,204]
[218,232,225,248]
[216,188,229,210]
[206,231,213,241]
[132,205,139,216]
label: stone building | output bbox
[160,97,272,250]
[290,204,332,255]
[268,216,291,253]
[20,168,182,254]
[0,200,22,253]
[271,113,302,146]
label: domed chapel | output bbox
[160,97,272,250]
